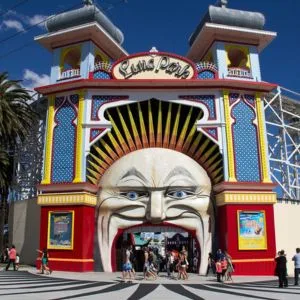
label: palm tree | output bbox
[0,71,36,251]
[0,147,9,188]
[0,72,35,145]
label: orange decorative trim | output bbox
[232,258,274,263]
[48,258,94,262]
[49,257,94,262]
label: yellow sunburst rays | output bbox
[107,132,124,157]
[87,153,107,184]
[94,145,114,166]
[117,107,136,152]
[194,138,211,161]
[169,104,181,149]
[87,99,224,185]
[148,100,155,147]
[107,111,130,154]
[156,101,163,147]
[207,158,222,174]
[163,102,172,148]
[213,171,224,184]
[187,132,203,156]
[138,102,149,148]
[100,139,119,161]
[127,105,142,149]
[176,106,193,151]
[181,112,202,153]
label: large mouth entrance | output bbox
[113,224,200,273]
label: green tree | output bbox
[0,72,36,251]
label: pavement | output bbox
[0,265,300,300]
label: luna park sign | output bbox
[112,52,196,80]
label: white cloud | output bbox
[0,11,48,32]
[26,14,48,29]
[2,19,24,31]
[22,69,50,93]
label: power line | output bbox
[0,0,128,61]
[0,41,33,60]
[0,0,29,18]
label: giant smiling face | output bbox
[97,148,212,274]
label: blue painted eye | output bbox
[120,191,148,200]
[167,190,193,199]
[127,191,139,200]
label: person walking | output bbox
[166,251,175,278]
[292,247,300,286]
[275,250,288,288]
[129,245,136,279]
[206,252,216,276]
[224,251,234,282]
[5,245,17,271]
[215,249,225,261]
[121,245,134,282]
[221,257,228,281]
[37,248,52,275]
[143,247,149,279]
[215,259,223,283]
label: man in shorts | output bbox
[122,246,133,282]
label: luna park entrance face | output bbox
[115,225,200,273]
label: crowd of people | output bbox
[206,249,234,283]
[120,245,236,283]
[121,245,191,281]
[1,245,52,275]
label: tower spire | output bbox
[216,0,228,8]
[83,0,93,6]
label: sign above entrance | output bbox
[112,52,196,80]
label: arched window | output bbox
[226,45,252,78]
[60,46,81,79]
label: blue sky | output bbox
[0,0,299,93]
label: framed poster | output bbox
[47,211,74,250]
[237,210,267,250]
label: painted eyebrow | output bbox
[163,166,196,185]
[118,167,149,184]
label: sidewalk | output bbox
[3,265,277,285]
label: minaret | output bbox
[187,0,276,81]
[34,1,127,272]
[188,1,278,275]
[35,0,127,84]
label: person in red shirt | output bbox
[221,257,228,281]
[215,259,223,282]
[5,245,17,271]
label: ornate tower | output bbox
[35,1,127,271]
[187,1,278,274]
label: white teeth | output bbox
[98,215,143,271]
[98,215,211,274]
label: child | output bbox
[15,253,20,271]
[221,257,228,281]
[215,259,223,282]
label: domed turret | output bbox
[189,2,265,46]
[46,0,124,44]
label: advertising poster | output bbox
[48,211,74,249]
[238,211,267,250]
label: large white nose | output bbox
[146,191,166,223]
